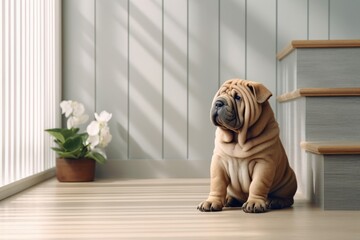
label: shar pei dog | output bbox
[198,79,297,213]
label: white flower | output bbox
[67,114,89,129]
[87,120,100,136]
[60,100,89,129]
[99,126,112,148]
[72,101,86,117]
[86,111,112,149]
[86,135,100,150]
[60,100,73,117]
[86,127,112,149]
[95,111,112,124]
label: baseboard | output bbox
[95,159,211,179]
[0,168,55,201]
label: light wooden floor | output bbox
[1,178,359,240]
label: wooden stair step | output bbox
[277,39,360,60]
[301,141,360,155]
[277,88,360,102]
[302,141,360,210]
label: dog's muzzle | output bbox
[211,97,242,131]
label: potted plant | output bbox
[45,100,112,182]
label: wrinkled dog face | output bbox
[211,91,244,131]
[211,79,272,132]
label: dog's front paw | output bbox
[197,200,223,212]
[242,199,267,213]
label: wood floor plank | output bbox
[1,178,360,239]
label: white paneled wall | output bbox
[163,0,188,160]
[95,0,128,160]
[129,0,163,160]
[330,0,360,39]
[188,0,219,161]
[0,0,61,187]
[63,0,360,177]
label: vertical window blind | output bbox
[0,0,61,187]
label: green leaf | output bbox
[80,146,89,158]
[51,147,78,159]
[46,128,80,143]
[51,147,65,153]
[71,128,80,134]
[46,128,90,159]
[45,128,66,143]
[63,136,83,152]
[57,152,79,159]
[86,151,106,164]
[78,133,89,144]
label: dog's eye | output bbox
[234,95,241,101]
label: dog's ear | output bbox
[247,82,272,103]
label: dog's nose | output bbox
[215,100,224,108]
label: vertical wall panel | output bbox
[277,0,308,51]
[23,0,26,174]
[25,0,30,176]
[0,0,3,183]
[129,0,163,159]
[188,0,219,160]
[96,0,128,160]
[1,0,60,187]
[34,0,39,173]
[5,0,11,182]
[220,0,246,83]
[163,0,187,159]
[309,0,329,39]
[330,0,360,39]
[247,0,277,110]
[62,0,95,116]
[13,1,20,177]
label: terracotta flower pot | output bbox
[56,158,96,182]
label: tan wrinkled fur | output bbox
[198,79,297,213]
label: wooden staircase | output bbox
[277,40,360,210]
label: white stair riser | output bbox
[278,48,360,94]
[278,97,360,143]
[308,153,360,210]
[306,97,360,141]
